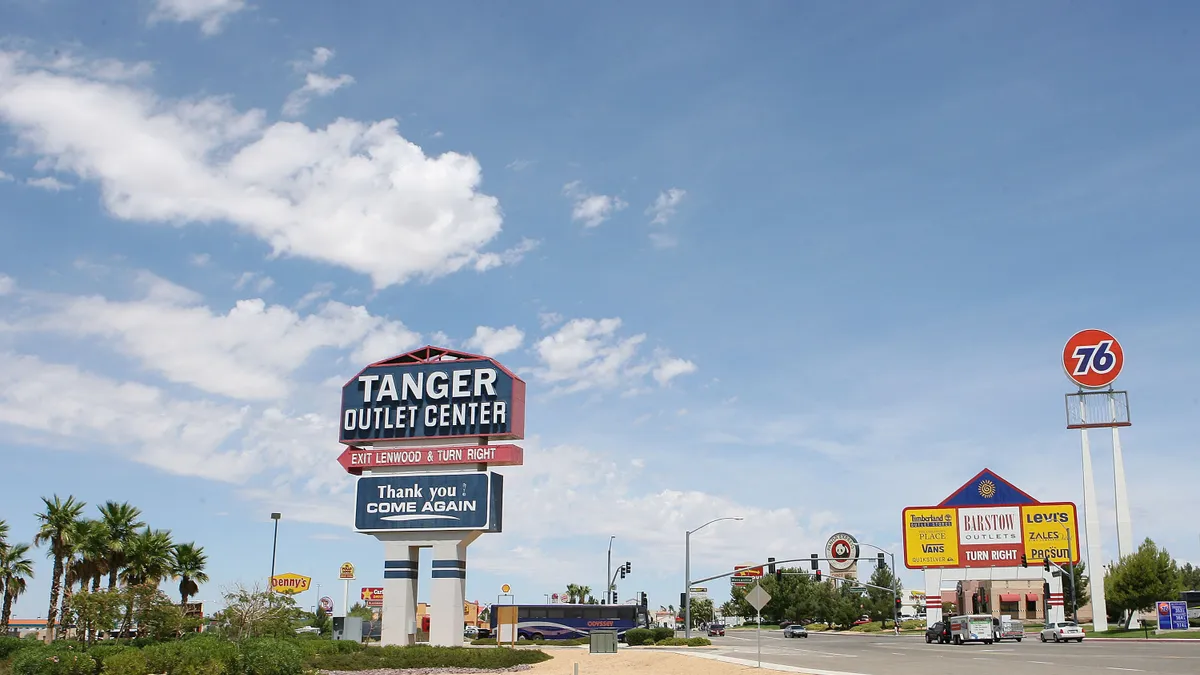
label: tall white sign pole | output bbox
[1110,395,1133,558]
[343,579,349,618]
[1078,401,1109,632]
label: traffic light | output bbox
[620,568,626,580]
[611,590,618,603]
[815,570,822,581]
[810,554,818,570]
[639,592,647,607]
[1043,557,1051,572]
[877,553,885,569]
[625,561,632,574]
[1021,554,1028,568]
[895,597,902,609]
[768,557,776,574]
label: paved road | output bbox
[710,630,1200,675]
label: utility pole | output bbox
[606,536,615,604]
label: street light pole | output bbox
[270,512,282,589]
[684,517,743,639]
[606,536,615,605]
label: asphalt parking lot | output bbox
[707,630,1200,675]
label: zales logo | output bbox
[921,544,945,553]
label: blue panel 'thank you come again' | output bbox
[340,356,526,444]
[354,472,503,533]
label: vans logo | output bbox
[921,544,945,553]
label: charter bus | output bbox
[488,603,648,641]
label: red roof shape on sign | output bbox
[936,468,1040,507]
[344,345,525,387]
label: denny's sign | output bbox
[902,469,1080,570]
[271,573,312,595]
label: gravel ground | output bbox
[321,662,532,667]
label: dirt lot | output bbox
[525,649,762,674]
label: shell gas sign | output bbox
[902,469,1080,570]
[270,573,312,595]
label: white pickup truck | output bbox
[947,614,995,645]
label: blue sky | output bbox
[1,0,1199,619]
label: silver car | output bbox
[783,624,808,638]
[1040,621,1084,643]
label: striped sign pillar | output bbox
[430,541,468,647]
[923,569,943,625]
[381,544,419,646]
[1046,572,1066,625]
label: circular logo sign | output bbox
[501,584,511,594]
[825,532,859,571]
[1063,329,1124,389]
[319,596,334,613]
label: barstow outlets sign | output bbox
[902,468,1080,569]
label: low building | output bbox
[939,580,1094,623]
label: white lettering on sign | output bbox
[359,368,498,404]
[342,401,507,432]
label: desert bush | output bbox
[100,650,147,675]
[0,637,31,660]
[10,645,97,675]
[804,623,827,631]
[235,638,301,675]
[306,646,550,670]
[622,628,654,646]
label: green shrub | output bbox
[291,640,360,658]
[141,637,236,675]
[650,627,674,642]
[687,637,711,647]
[653,637,711,647]
[622,628,654,646]
[306,646,550,671]
[10,646,97,675]
[900,620,925,631]
[849,623,882,633]
[101,650,147,675]
[0,637,32,660]
[237,638,301,675]
[804,623,826,632]
[87,645,134,668]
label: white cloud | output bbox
[538,312,563,329]
[27,176,74,191]
[0,352,253,481]
[506,159,534,171]
[233,271,274,293]
[0,274,14,295]
[471,238,539,272]
[295,47,335,73]
[0,51,517,289]
[19,272,420,401]
[282,72,355,117]
[463,325,524,356]
[532,317,697,394]
[562,180,627,228]
[189,253,211,266]
[646,188,686,225]
[149,0,247,35]
[653,355,698,386]
[0,170,12,181]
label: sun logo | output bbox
[978,480,997,499]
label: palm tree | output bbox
[98,501,144,590]
[119,528,174,636]
[0,543,35,631]
[171,542,209,607]
[34,494,86,640]
[0,518,9,550]
[77,520,112,592]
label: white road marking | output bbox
[1105,669,1144,673]
[1026,661,1055,665]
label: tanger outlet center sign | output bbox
[337,346,526,647]
[340,361,525,443]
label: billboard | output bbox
[354,472,504,532]
[902,469,1080,569]
[339,348,526,444]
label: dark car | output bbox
[925,621,950,644]
[707,623,726,637]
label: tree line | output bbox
[717,565,904,629]
[1105,537,1199,621]
[0,494,209,640]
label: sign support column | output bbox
[381,542,419,646]
[1077,404,1109,632]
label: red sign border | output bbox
[337,444,524,475]
[1062,328,1124,389]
